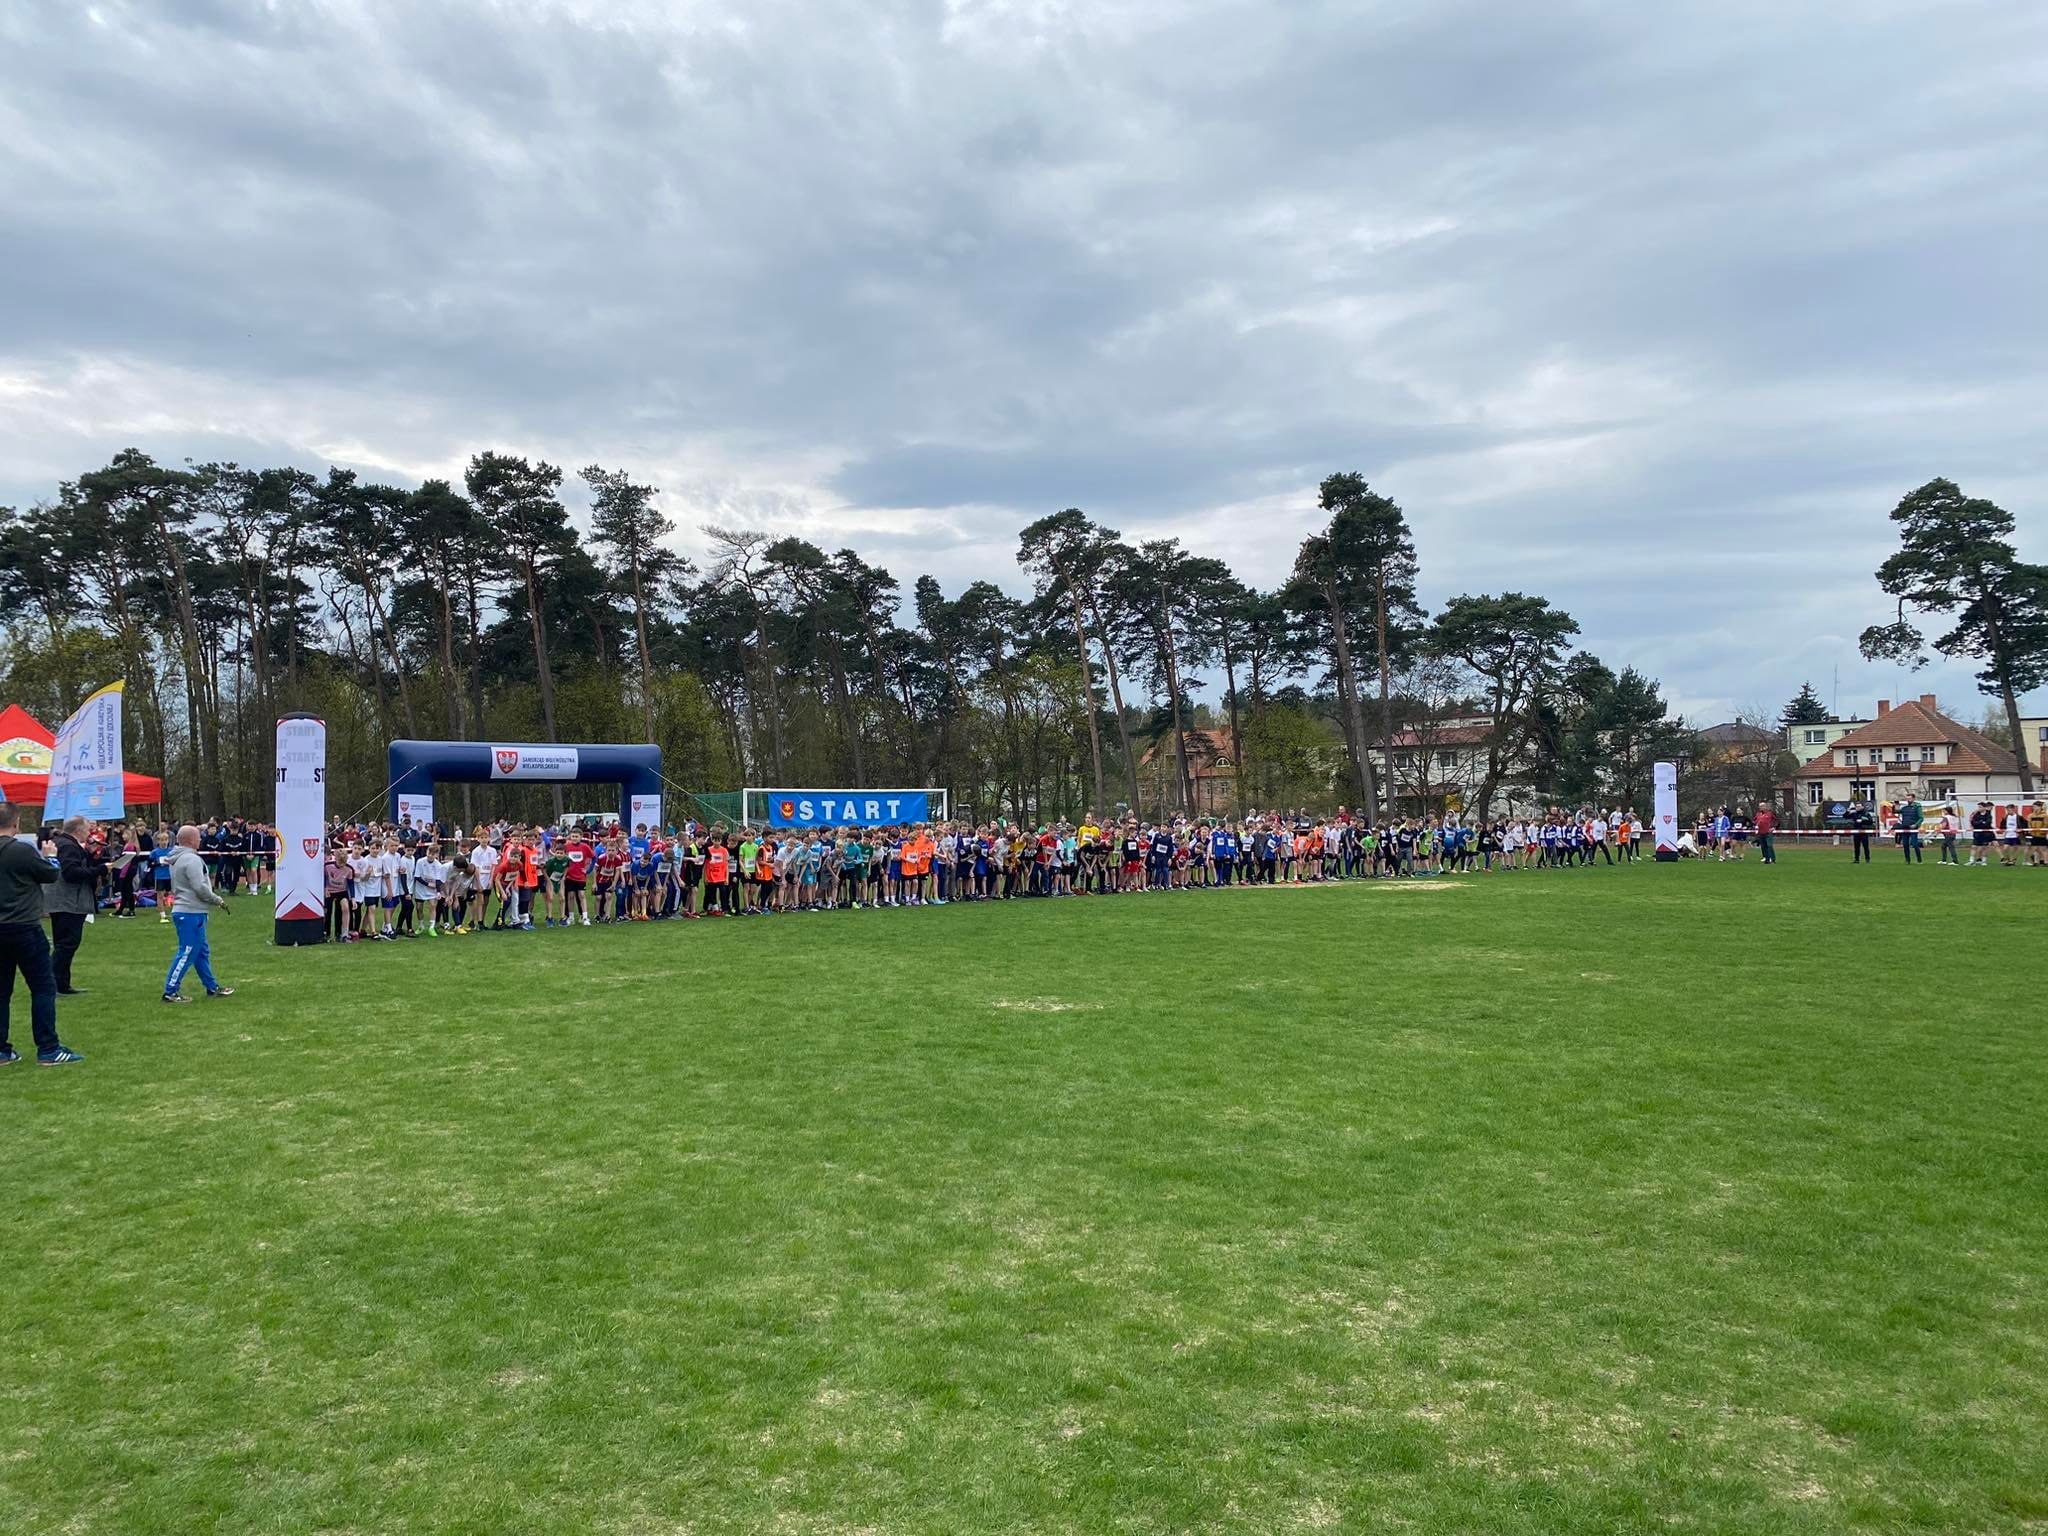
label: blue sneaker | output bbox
[0,1046,19,1066]
[38,1046,84,1065]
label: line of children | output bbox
[318,804,1667,942]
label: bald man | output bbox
[164,824,234,1003]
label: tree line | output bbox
[2,449,1822,825]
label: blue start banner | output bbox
[765,790,933,828]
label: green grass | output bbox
[3,855,2044,1534]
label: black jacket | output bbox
[44,832,104,917]
[0,834,58,925]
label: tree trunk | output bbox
[755,614,784,781]
[360,568,416,736]
[281,544,304,696]
[987,634,1026,822]
[1475,680,1510,820]
[629,550,657,743]
[438,583,465,740]
[147,505,222,814]
[1998,675,2035,792]
[892,661,924,782]
[1376,567,1394,823]
[1323,579,1379,819]
[828,637,865,787]
[1157,611,1194,813]
[330,588,389,738]
[523,556,563,820]
[1982,610,2036,793]
[853,610,909,779]
[464,569,487,741]
[1083,594,1142,815]
[1219,622,1247,818]
[1064,590,1107,814]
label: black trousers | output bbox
[48,912,87,992]
[1852,832,1872,862]
[0,922,60,1056]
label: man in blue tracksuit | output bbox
[1147,826,1174,890]
[165,826,235,1004]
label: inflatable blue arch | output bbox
[387,739,663,829]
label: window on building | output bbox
[1844,748,1858,766]
[1393,751,1414,769]
[1436,751,1458,769]
[1919,745,1936,763]
[1806,782,1824,805]
[1893,746,1911,763]
[1929,779,1956,802]
[2038,726,2048,743]
[1804,729,1826,745]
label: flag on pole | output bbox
[44,681,125,822]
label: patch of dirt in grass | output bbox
[1290,1285,1425,1343]
[794,1383,914,1456]
[990,998,1103,1013]
[1579,971,1619,982]
[1290,1496,1343,1530]
[1361,880,1469,892]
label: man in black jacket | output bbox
[1847,800,1876,863]
[46,815,105,995]
[0,800,82,1065]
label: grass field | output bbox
[2,855,2044,1534]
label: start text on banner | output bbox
[766,791,931,828]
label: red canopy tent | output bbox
[0,702,165,814]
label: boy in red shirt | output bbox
[564,832,594,926]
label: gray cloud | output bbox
[2,0,2043,722]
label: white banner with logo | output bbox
[629,794,662,831]
[45,680,125,822]
[1653,760,1679,854]
[489,744,580,781]
[397,793,436,829]
[275,715,328,925]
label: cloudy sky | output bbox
[4,0,2043,723]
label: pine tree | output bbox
[1780,681,1829,726]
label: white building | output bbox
[1785,695,2030,811]
[1783,716,1869,765]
